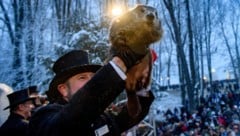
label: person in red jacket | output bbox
[28,49,155,136]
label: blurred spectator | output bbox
[28,86,42,107]
[0,88,36,136]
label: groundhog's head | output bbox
[109,5,163,55]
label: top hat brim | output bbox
[3,97,36,110]
[48,64,102,99]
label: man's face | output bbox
[19,100,35,119]
[58,72,95,101]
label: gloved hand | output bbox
[109,44,148,69]
[125,51,152,91]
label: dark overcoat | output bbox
[0,113,29,136]
[28,63,154,136]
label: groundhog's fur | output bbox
[109,4,163,55]
[108,4,163,91]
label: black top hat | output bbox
[4,88,36,110]
[28,85,38,94]
[47,50,102,102]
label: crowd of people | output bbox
[152,83,240,136]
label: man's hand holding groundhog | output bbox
[126,51,152,92]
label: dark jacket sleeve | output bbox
[115,91,155,133]
[28,63,126,136]
[65,63,126,124]
[95,91,155,135]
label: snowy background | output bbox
[0,0,240,131]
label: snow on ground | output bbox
[150,89,182,121]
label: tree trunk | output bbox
[163,0,195,111]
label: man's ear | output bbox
[57,84,68,97]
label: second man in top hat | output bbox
[0,88,36,136]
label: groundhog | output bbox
[108,4,163,91]
[107,4,163,117]
[109,4,162,55]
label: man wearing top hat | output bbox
[28,49,155,136]
[0,88,36,136]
